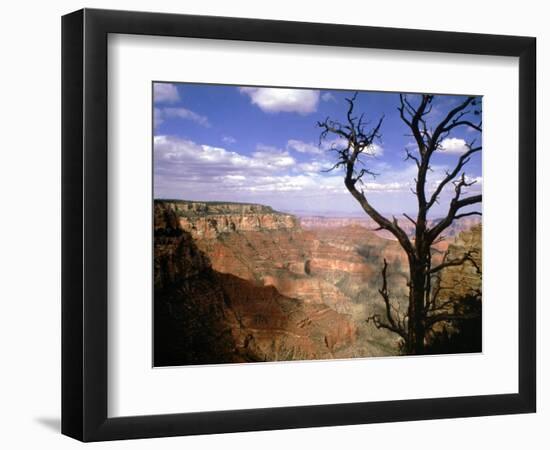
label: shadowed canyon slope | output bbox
[154,200,482,365]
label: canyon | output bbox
[154,199,482,365]
[154,202,357,366]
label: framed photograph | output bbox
[62,8,536,441]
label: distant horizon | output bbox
[154,197,482,220]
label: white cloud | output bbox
[287,139,323,155]
[153,83,180,103]
[222,136,237,145]
[321,92,336,102]
[252,145,296,168]
[464,175,483,191]
[154,136,343,199]
[236,175,317,193]
[152,84,210,127]
[363,181,408,191]
[298,161,334,173]
[222,174,246,182]
[239,87,320,114]
[439,137,468,154]
[153,135,480,218]
[368,143,384,157]
[163,107,211,127]
[154,136,294,177]
[469,176,483,185]
[320,137,349,152]
[287,138,385,176]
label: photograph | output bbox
[0,0,542,446]
[153,82,483,366]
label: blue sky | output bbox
[153,82,482,217]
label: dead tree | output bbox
[318,93,482,354]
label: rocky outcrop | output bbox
[154,204,211,286]
[178,214,298,239]
[425,224,483,354]
[161,200,279,216]
[439,224,482,299]
[154,202,357,366]
[156,200,299,239]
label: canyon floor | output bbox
[154,200,482,366]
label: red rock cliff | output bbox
[154,201,357,366]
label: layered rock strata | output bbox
[154,202,357,366]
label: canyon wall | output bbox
[158,200,298,239]
[154,201,357,366]
[439,224,482,299]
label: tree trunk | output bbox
[407,262,427,355]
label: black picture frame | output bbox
[62,8,536,442]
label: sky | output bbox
[153,82,482,218]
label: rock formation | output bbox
[158,200,298,239]
[426,224,483,354]
[438,224,482,300]
[154,201,357,366]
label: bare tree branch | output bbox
[366,259,407,339]
[403,213,417,226]
[454,211,482,220]
[428,189,482,244]
[426,312,480,327]
[404,147,421,167]
[430,249,480,274]
[426,144,482,210]
[431,96,478,145]
[319,93,414,254]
